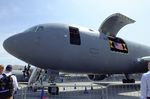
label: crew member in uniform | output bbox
[141,62,150,99]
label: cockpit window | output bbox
[35,26,44,32]
[24,26,37,32]
[24,26,44,32]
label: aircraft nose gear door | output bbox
[99,13,135,37]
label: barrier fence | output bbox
[14,82,141,99]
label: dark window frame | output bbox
[69,26,81,45]
[108,36,128,53]
[35,26,44,32]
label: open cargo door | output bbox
[99,13,135,37]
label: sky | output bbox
[0,0,150,66]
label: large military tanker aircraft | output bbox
[3,13,150,83]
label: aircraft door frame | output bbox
[108,36,128,53]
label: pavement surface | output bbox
[14,81,141,99]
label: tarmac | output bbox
[14,81,141,99]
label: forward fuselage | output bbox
[3,23,150,74]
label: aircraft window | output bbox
[35,26,44,32]
[69,26,81,45]
[108,36,128,53]
[24,26,37,32]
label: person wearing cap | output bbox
[141,62,150,99]
[5,65,19,99]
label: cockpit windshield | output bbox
[24,26,44,32]
[35,26,44,32]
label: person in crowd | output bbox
[141,62,150,99]
[0,64,14,99]
[4,65,19,99]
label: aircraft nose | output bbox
[3,33,23,56]
[3,32,41,62]
[4,34,17,54]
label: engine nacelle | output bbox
[88,74,107,81]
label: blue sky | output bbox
[0,0,150,66]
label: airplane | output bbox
[3,13,150,84]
